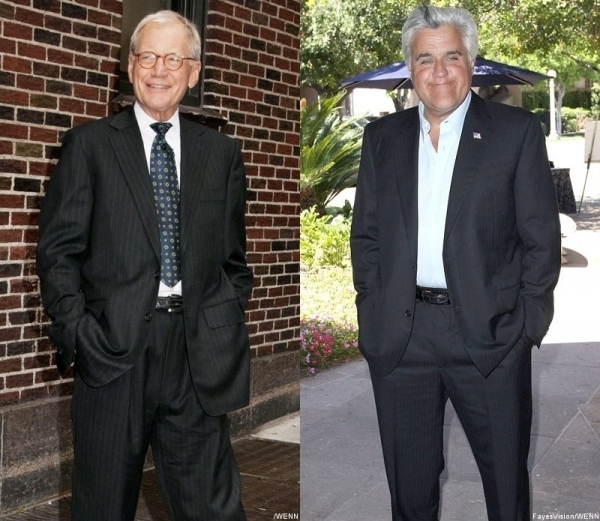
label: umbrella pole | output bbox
[579,112,600,213]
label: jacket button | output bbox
[405,310,412,317]
[154,271,160,279]
[144,313,153,321]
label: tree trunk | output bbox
[556,82,566,135]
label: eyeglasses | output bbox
[134,52,196,71]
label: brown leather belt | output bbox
[416,286,451,305]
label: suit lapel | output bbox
[444,93,492,240]
[108,108,161,260]
[179,115,210,255]
[395,109,420,265]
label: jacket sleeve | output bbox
[514,115,562,345]
[350,124,380,302]
[223,140,253,309]
[37,129,91,372]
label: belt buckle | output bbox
[157,294,183,312]
[420,288,449,305]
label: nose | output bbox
[151,56,169,75]
[433,58,449,77]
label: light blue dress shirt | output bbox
[416,91,471,289]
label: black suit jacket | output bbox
[37,107,253,416]
[351,92,561,378]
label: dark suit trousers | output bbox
[370,300,532,521]
[71,309,246,521]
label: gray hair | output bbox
[402,5,478,67]
[129,10,202,61]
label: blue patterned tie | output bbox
[149,122,181,287]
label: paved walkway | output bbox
[302,135,600,520]
[0,415,300,520]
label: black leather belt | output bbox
[156,294,183,313]
[416,286,451,305]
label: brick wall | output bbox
[204,0,300,364]
[0,0,299,508]
[0,0,299,405]
[0,0,122,407]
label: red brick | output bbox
[0,193,26,208]
[0,38,17,55]
[35,367,60,383]
[0,227,24,246]
[23,324,42,339]
[0,391,20,406]
[10,277,38,294]
[30,127,58,143]
[75,54,100,71]
[63,35,87,53]
[22,228,39,243]
[23,292,40,308]
[0,358,22,373]
[6,373,33,388]
[16,74,45,92]
[99,59,119,74]
[0,141,12,155]
[3,56,32,74]
[24,354,51,370]
[32,61,60,80]
[59,98,85,114]
[3,21,33,40]
[88,9,111,26]
[0,89,29,106]
[9,245,36,260]
[98,27,120,45]
[47,48,75,66]
[20,386,49,402]
[72,115,96,127]
[74,84,100,101]
[99,0,122,16]
[86,101,107,117]
[16,6,44,26]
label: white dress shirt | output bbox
[134,103,183,297]
[416,91,471,289]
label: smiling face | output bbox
[409,25,474,125]
[128,21,201,122]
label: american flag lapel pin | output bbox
[473,132,482,139]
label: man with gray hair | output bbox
[351,5,560,520]
[38,10,252,520]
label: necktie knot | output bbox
[150,122,172,137]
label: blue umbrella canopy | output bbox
[340,56,550,90]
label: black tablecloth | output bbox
[551,168,577,214]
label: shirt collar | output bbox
[133,103,180,139]
[418,90,472,135]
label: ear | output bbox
[188,61,201,89]
[127,54,135,83]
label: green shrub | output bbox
[300,207,351,270]
[300,265,360,375]
[522,90,549,111]
[563,90,592,110]
[561,107,592,133]
[523,90,592,111]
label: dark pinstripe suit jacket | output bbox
[351,92,562,378]
[37,107,253,416]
